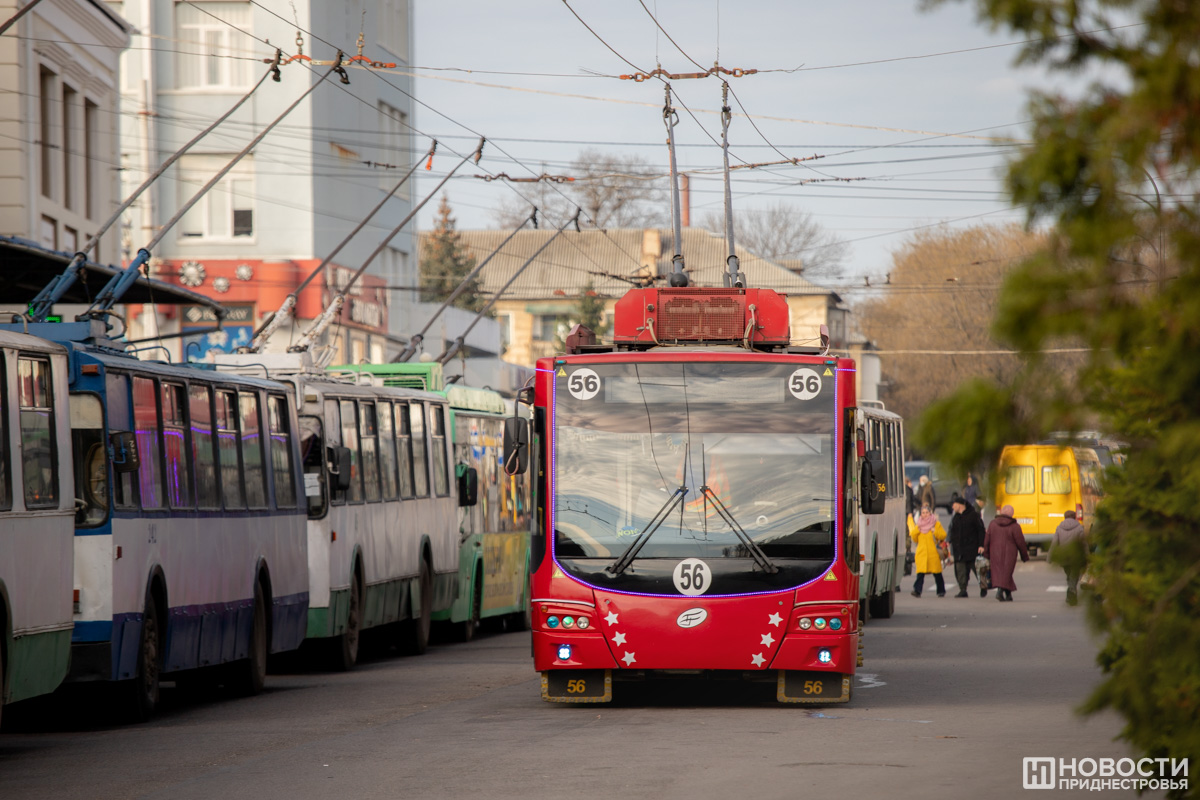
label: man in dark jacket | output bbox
[948,495,987,597]
[1049,510,1087,605]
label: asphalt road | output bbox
[0,559,1159,800]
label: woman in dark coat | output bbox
[983,504,1029,601]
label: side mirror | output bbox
[109,431,140,474]
[328,445,353,491]
[503,417,529,475]
[517,386,534,406]
[860,448,886,515]
[457,465,479,507]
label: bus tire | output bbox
[230,579,268,696]
[125,592,162,721]
[400,557,432,656]
[869,582,895,619]
[333,570,362,671]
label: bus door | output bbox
[999,447,1039,530]
[1036,448,1075,535]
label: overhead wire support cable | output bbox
[435,209,581,365]
[291,138,486,354]
[247,138,438,353]
[395,207,538,363]
[82,56,341,321]
[26,52,282,322]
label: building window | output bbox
[84,100,98,219]
[532,314,569,342]
[175,1,253,89]
[40,215,57,250]
[378,0,409,61]
[62,84,77,211]
[496,313,512,351]
[177,154,254,240]
[39,67,56,199]
[378,102,409,191]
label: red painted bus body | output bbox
[522,288,869,704]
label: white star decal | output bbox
[612,631,627,646]
[622,651,637,666]
[768,612,783,627]
[751,653,766,667]
[605,611,619,626]
[760,633,775,647]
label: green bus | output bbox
[333,362,532,640]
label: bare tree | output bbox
[491,149,667,229]
[701,202,850,280]
[857,223,1064,425]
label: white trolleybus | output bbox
[0,331,74,725]
[857,402,905,620]
[336,361,534,641]
[215,353,461,668]
[7,320,311,719]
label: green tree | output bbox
[420,195,486,314]
[919,1,1200,790]
[576,280,605,334]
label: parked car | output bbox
[903,460,958,511]
[995,444,1104,555]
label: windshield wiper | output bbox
[701,484,779,574]
[607,485,689,576]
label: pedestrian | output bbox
[907,503,947,597]
[983,504,1029,601]
[1049,510,1087,605]
[962,473,979,510]
[917,474,936,511]
[948,494,987,597]
[904,476,915,520]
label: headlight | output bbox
[799,617,812,630]
[818,648,832,664]
[547,615,560,628]
[557,644,572,661]
[814,617,827,630]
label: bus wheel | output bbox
[230,580,268,696]
[125,595,161,721]
[400,558,432,656]
[869,583,895,619]
[459,568,482,642]
[333,574,361,671]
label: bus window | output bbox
[0,352,9,511]
[299,415,326,518]
[339,399,363,503]
[107,372,136,508]
[131,375,162,509]
[268,395,296,509]
[377,401,398,500]
[190,385,219,509]
[1042,465,1072,495]
[240,393,267,508]
[409,401,429,497]
[430,405,448,497]
[162,383,193,509]
[70,393,108,526]
[216,390,244,509]
[395,402,414,498]
[19,356,58,509]
[1004,465,1035,495]
[359,401,381,502]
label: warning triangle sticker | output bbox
[557,368,566,377]
[823,367,833,376]
[823,571,838,581]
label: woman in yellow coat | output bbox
[908,502,948,597]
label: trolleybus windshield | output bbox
[554,362,837,567]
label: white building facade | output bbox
[0,0,128,263]
[110,0,432,361]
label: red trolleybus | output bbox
[505,287,887,704]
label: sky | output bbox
[406,0,1085,294]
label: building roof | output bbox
[424,228,837,301]
[1,236,228,315]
